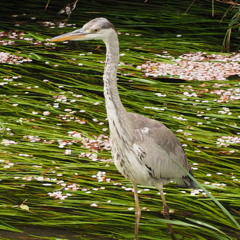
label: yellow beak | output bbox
[50,29,86,42]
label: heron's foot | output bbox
[167,222,177,240]
[134,209,141,240]
[162,205,171,220]
[161,206,178,240]
[169,231,178,240]
[161,207,174,217]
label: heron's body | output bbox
[111,112,188,187]
[51,18,196,240]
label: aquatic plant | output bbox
[0,0,239,239]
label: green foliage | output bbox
[0,0,239,240]
[222,4,240,51]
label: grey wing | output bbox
[128,112,191,180]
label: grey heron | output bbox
[50,18,196,240]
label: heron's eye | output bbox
[93,28,99,33]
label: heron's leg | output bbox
[159,188,177,240]
[132,182,141,240]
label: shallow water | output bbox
[0,0,239,239]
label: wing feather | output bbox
[128,112,190,179]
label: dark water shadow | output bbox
[0,226,80,240]
[153,77,187,83]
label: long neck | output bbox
[103,31,125,117]
[103,31,134,143]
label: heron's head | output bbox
[50,18,115,43]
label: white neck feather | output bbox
[103,29,125,118]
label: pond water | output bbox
[0,0,239,239]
